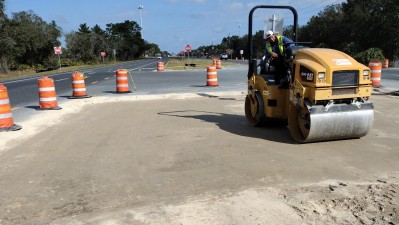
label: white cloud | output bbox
[229,2,243,11]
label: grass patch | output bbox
[165,58,233,70]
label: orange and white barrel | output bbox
[216,59,222,69]
[0,84,21,131]
[368,61,382,87]
[213,59,217,66]
[116,69,130,93]
[383,59,389,68]
[38,76,61,109]
[71,72,89,97]
[206,66,218,86]
[157,61,164,72]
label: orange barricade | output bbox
[206,66,218,86]
[71,72,91,98]
[116,69,130,93]
[383,59,389,68]
[213,59,217,66]
[216,59,222,69]
[368,61,382,87]
[38,76,61,110]
[0,84,22,131]
[157,61,164,72]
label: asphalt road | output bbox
[3,58,167,108]
[381,68,399,89]
[4,59,246,122]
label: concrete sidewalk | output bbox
[0,91,399,225]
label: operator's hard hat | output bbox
[265,30,274,39]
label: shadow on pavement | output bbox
[372,88,399,96]
[158,110,296,144]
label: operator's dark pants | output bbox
[270,57,288,84]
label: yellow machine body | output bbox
[291,48,372,104]
[245,48,374,143]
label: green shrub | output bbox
[17,64,32,71]
[43,58,59,69]
[354,48,385,65]
[60,58,73,67]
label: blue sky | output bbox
[4,0,345,54]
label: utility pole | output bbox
[138,4,144,38]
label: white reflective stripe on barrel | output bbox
[117,84,129,87]
[73,88,86,92]
[39,87,55,91]
[207,78,218,82]
[371,69,381,73]
[207,72,217,75]
[369,63,380,67]
[39,97,57,102]
[0,99,10,105]
[73,80,85,84]
[371,77,381,81]
[117,77,128,80]
[0,113,12,119]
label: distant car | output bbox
[157,56,162,59]
[220,53,228,60]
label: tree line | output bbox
[193,0,398,65]
[0,0,162,74]
[1,0,398,74]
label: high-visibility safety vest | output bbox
[266,35,285,56]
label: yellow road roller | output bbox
[245,6,374,143]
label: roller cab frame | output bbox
[245,5,374,143]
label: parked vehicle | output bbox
[220,53,228,60]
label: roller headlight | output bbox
[363,70,370,76]
[318,72,325,79]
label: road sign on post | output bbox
[54,46,62,55]
[100,52,106,63]
[185,44,192,52]
[185,44,192,61]
[54,46,62,69]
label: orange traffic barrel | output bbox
[213,59,217,66]
[70,72,91,98]
[383,59,389,68]
[0,84,22,132]
[206,66,218,86]
[38,76,61,110]
[157,61,164,72]
[116,69,130,93]
[216,59,222,69]
[368,61,382,87]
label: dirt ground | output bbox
[0,91,398,225]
